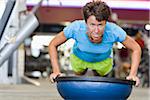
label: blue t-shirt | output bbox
[63,20,126,62]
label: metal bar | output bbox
[0,0,16,41]
[0,13,39,66]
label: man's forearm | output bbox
[49,45,60,73]
[130,49,141,76]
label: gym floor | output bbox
[0,78,149,100]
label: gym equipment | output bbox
[55,76,135,100]
[0,0,16,40]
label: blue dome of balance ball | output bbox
[55,76,135,100]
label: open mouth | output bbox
[91,32,103,38]
[87,31,103,43]
[90,35,103,43]
[92,33,103,39]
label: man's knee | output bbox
[92,70,109,77]
[74,69,88,75]
[92,70,100,76]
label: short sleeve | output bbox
[63,21,79,39]
[114,25,127,42]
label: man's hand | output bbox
[126,75,140,87]
[49,72,62,83]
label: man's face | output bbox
[86,15,106,43]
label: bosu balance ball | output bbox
[55,76,135,100]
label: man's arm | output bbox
[122,35,141,86]
[48,31,67,82]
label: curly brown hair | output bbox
[82,1,111,22]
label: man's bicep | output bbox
[122,35,139,50]
[51,31,67,46]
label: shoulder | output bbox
[106,22,121,30]
[106,22,126,34]
[105,22,127,42]
[69,20,86,30]
[63,20,86,39]
[72,20,85,24]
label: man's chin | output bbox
[90,37,102,43]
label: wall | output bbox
[28,6,149,24]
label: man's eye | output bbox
[90,24,95,26]
[98,24,102,26]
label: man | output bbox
[49,1,141,86]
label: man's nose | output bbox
[94,27,100,33]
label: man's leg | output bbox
[92,70,100,76]
[92,70,109,77]
[74,69,88,75]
